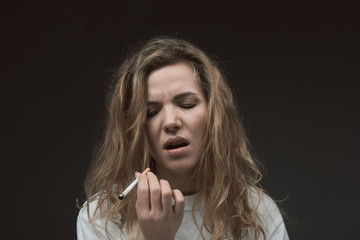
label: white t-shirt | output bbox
[77,191,289,240]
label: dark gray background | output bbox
[2,2,359,239]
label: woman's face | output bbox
[145,62,207,176]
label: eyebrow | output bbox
[147,91,198,104]
[173,92,198,101]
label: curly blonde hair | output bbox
[83,36,266,239]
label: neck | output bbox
[154,167,197,196]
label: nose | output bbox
[162,105,182,133]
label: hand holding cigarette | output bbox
[136,171,185,240]
[118,168,151,200]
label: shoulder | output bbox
[77,197,104,227]
[77,196,123,240]
[248,188,290,240]
[248,189,282,225]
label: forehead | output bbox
[147,62,202,100]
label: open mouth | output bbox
[163,136,189,150]
[165,142,189,150]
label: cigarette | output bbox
[118,168,150,200]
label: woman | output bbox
[77,37,289,240]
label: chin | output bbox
[155,156,198,175]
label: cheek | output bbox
[191,110,207,136]
[145,122,155,142]
[145,121,160,153]
[196,108,207,126]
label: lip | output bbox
[165,145,189,156]
[163,136,190,156]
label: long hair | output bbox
[83,37,266,239]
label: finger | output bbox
[172,189,185,216]
[136,173,150,212]
[147,172,162,212]
[135,171,141,178]
[159,179,173,214]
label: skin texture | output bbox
[136,172,185,240]
[135,62,208,240]
[145,62,208,188]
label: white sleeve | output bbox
[250,191,290,240]
[77,213,108,240]
[267,220,289,240]
[261,196,290,240]
[76,200,125,240]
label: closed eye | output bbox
[147,110,159,118]
[147,103,161,118]
[179,103,197,109]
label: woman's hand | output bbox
[135,172,185,240]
